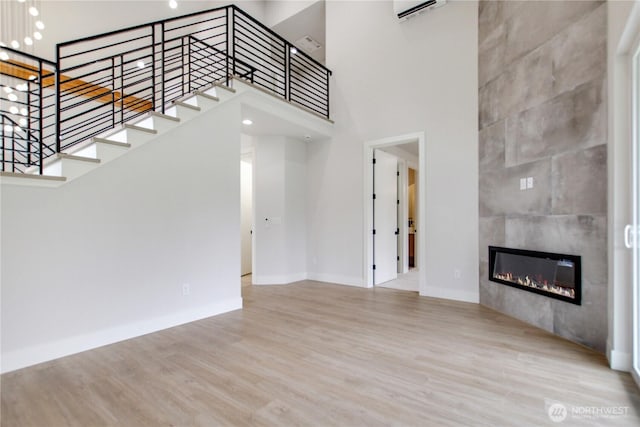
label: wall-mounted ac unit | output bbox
[394,0,447,21]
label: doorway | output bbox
[364,132,425,291]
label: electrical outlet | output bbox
[520,178,526,190]
[182,283,190,296]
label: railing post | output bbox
[284,42,290,101]
[120,55,125,125]
[55,44,61,154]
[38,62,44,174]
[226,6,236,85]
[26,79,32,168]
[111,57,115,129]
[225,7,230,85]
[161,22,166,112]
[151,25,157,111]
[326,70,330,119]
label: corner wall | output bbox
[478,1,608,351]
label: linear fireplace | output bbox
[488,246,581,305]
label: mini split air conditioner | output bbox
[394,0,447,21]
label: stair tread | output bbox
[174,101,201,111]
[1,171,67,182]
[124,124,158,134]
[57,153,101,163]
[149,111,181,122]
[194,91,220,102]
[93,137,131,148]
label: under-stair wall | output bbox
[1,98,243,373]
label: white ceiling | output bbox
[240,103,329,142]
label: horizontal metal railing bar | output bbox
[290,91,327,112]
[290,70,328,94]
[291,51,328,73]
[60,33,153,61]
[291,84,327,106]
[231,5,331,75]
[60,102,111,126]
[290,58,328,81]
[233,10,286,48]
[290,76,327,98]
[291,62,328,85]
[291,61,329,84]
[233,36,285,64]
[0,46,57,66]
[234,51,285,78]
[61,112,112,141]
[57,4,228,48]
[234,27,285,60]
[163,15,225,34]
[189,36,256,74]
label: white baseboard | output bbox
[307,273,365,287]
[420,286,479,303]
[1,297,243,374]
[252,273,308,285]
[607,346,632,372]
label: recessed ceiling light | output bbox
[137,60,145,69]
[9,106,19,114]
[35,21,45,30]
[11,40,19,49]
[8,93,18,101]
[290,47,298,55]
[169,0,178,9]
[24,36,33,46]
[242,119,253,125]
[28,6,39,16]
[3,86,13,94]
[34,31,42,41]
[0,51,8,61]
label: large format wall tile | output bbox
[479,159,551,217]
[479,120,505,173]
[505,78,606,166]
[479,74,505,129]
[552,145,607,215]
[504,215,607,287]
[552,284,607,352]
[503,0,603,65]
[550,4,606,97]
[479,216,505,264]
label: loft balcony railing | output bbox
[1,4,332,174]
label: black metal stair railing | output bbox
[0,47,57,174]
[1,4,332,175]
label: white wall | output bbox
[263,0,318,27]
[307,0,479,300]
[1,101,243,373]
[607,0,638,371]
[253,136,307,284]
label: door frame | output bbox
[610,0,640,380]
[363,132,426,289]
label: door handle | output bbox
[625,224,633,249]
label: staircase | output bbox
[1,81,237,187]
[0,4,332,184]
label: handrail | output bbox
[2,4,332,175]
[229,5,332,76]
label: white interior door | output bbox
[240,158,253,276]
[374,149,398,285]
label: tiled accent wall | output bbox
[478,1,607,351]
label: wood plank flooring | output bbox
[2,281,639,426]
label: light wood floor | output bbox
[2,281,639,426]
